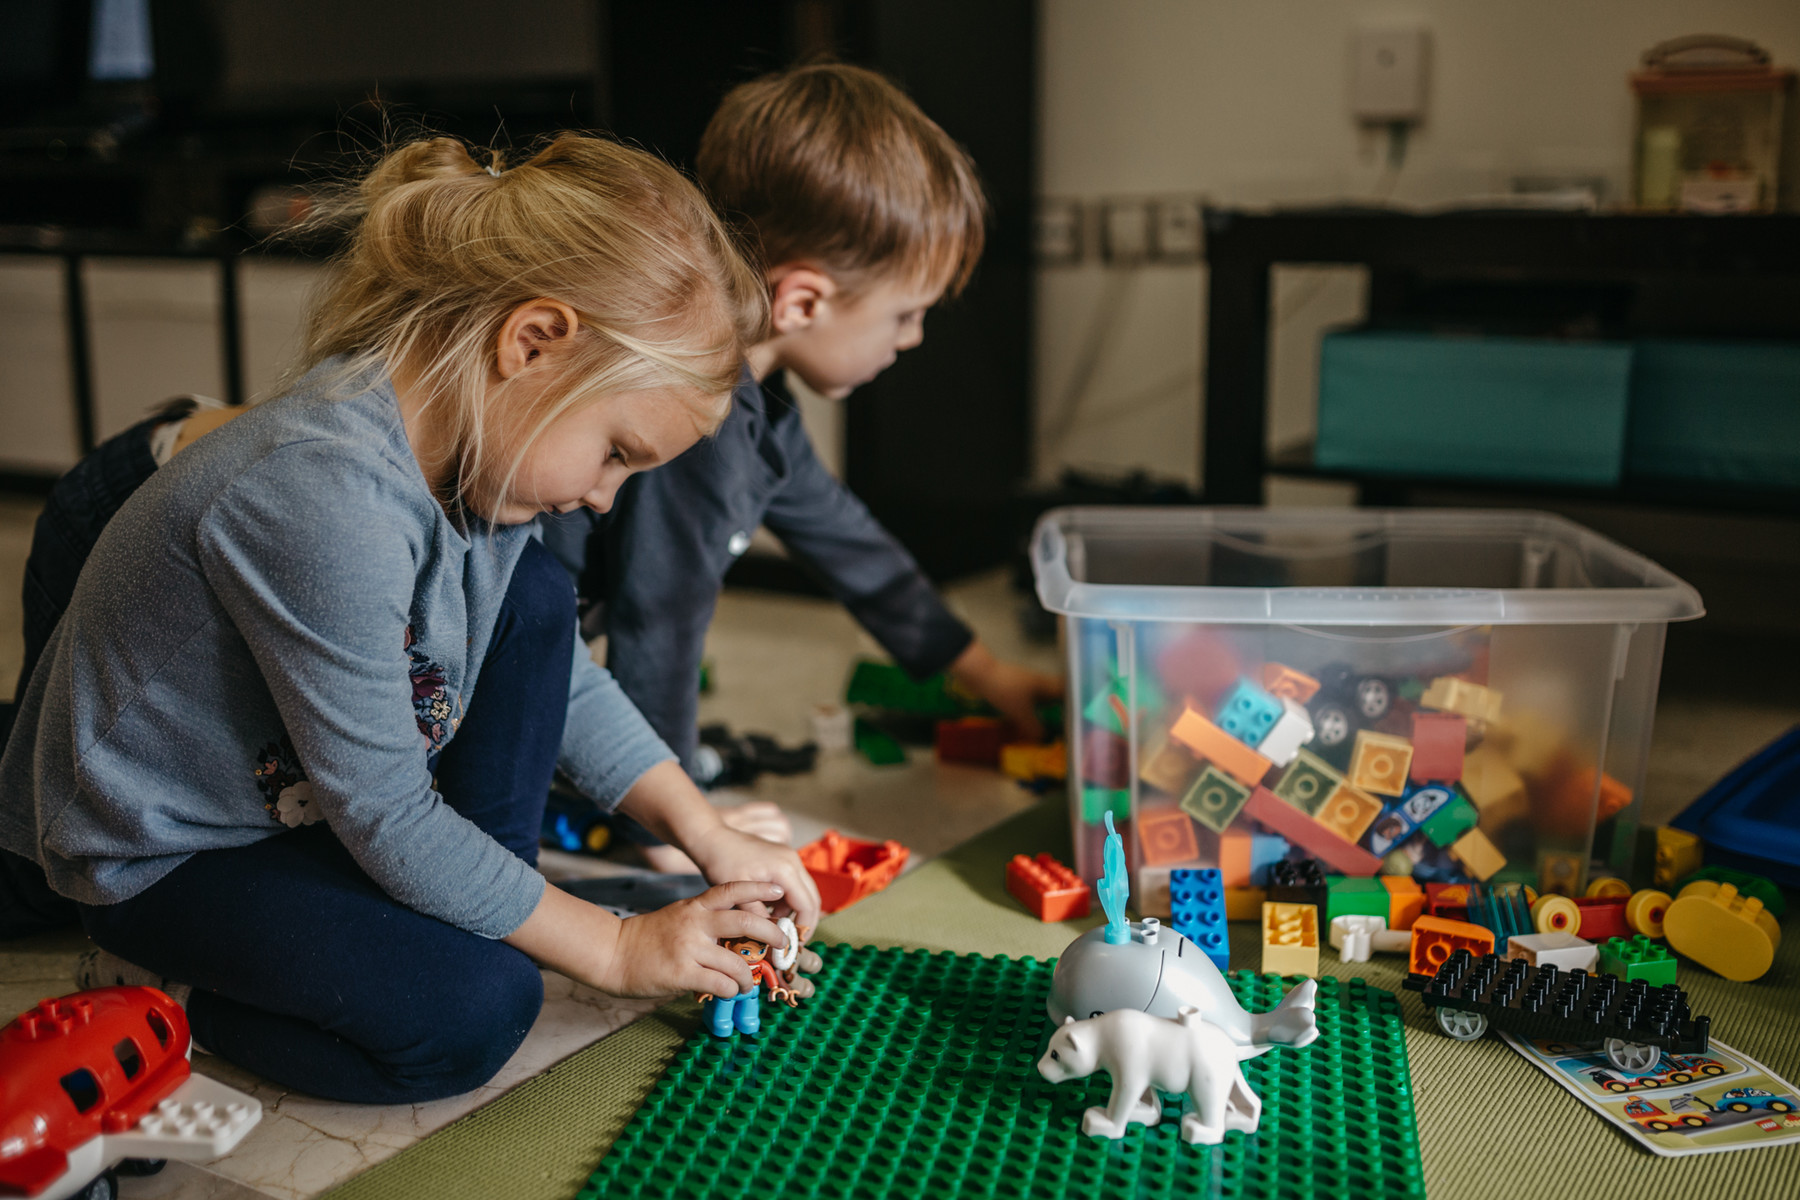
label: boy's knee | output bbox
[377,949,543,1101]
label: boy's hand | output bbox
[597,881,793,999]
[949,640,1064,741]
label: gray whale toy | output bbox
[1046,813,1320,1050]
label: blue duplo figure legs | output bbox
[734,987,762,1035]
[705,995,735,1038]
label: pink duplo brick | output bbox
[1409,712,1466,783]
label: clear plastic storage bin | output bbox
[1030,508,1704,914]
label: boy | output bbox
[541,63,1059,865]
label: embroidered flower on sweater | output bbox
[252,734,308,824]
[404,624,456,751]
[275,781,324,827]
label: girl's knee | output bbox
[505,540,578,644]
[380,950,544,1101]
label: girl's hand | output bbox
[685,822,823,934]
[948,640,1064,741]
[596,881,793,999]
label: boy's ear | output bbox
[767,266,838,336]
[496,299,581,379]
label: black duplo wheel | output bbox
[116,1160,167,1177]
[75,1172,118,1200]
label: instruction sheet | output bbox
[1503,1032,1800,1156]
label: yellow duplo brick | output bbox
[1224,886,1267,921]
[1139,738,1201,796]
[1488,709,1570,784]
[1314,782,1383,844]
[1348,730,1413,797]
[1449,827,1506,881]
[1461,743,1529,832]
[1420,676,1503,723]
[1653,827,1703,890]
[1664,880,1782,982]
[1261,901,1320,976]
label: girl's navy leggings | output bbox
[76,539,575,1104]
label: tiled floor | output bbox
[1,493,1794,1199]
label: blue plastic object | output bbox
[1214,678,1282,747]
[1170,867,1230,970]
[1672,724,1800,888]
[1098,811,1131,945]
[1465,882,1533,953]
[1248,835,1290,886]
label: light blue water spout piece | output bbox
[1098,811,1130,945]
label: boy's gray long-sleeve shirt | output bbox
[539,370,973,773]
[0,361,673,939]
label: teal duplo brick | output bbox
[1214,679,1282,747]
[1599,935,1677,987]
[582,944,1427,1200]
[1316,329,1633,486]
[1629,339,1800,488]
[1171,868,1229,970]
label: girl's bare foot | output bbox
[636,802,793,874]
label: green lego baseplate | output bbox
[580,944,1424,1200]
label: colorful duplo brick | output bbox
[1420,675,1503,723]
[1137,805,1201,867]
[1170,867,1229,970]
[1597,935,1677,988]
[1006,854,1091,922]
[1417,793,1477,848]
[1326,875,1391,923]
[1349,730,1413,797]
[1214,677,1284,746]
[1448,828,1505,881]
[1261,901,1320,976]
[1167,705,1273,787]
[1273,749,1342,816]
[1260,661,1321,703]
[1408,712,1466,783]
[1255,698,1316,769]
[1080,785,1129,825]
[1506,931,1598,972]
[1314,781,1383,845]
[1242,785,1383,876]
[1180,765,1253,834]
[1663,880,1782,982]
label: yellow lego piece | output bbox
[1313,782,1383,844]
[1585,876,1630,900]
[1536,849,1585,897]
[1664,880,1782,982]
[1261,902,1320,976]
[1461,743,1529,831]
[1626,888,1671,939]
[1000,741,1066,782]
[1653,827,1703,890]
[1488,709,1570,784]
[1348,730,1413,797]
[1138,738,1201,796]
[1420,676,1503,723]
[1449,827,1506,881]
[1224,885,1268,921]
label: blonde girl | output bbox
[0,135,821,1103]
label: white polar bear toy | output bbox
[1037,985,1315,1145]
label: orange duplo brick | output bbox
[1381,875,1426,931]
[1408,914,1495,976]
[1006,853,1091,922]
[1139,738,1202,796]
[1348,730,1413,797]
[1224,886,1267,920]
[1137,806,1201,867]
[1313,782,1383,844]
[1260,662,1320,703]
[1242,785,1383,876]
[1219,830,1253,888]
[1167,706,1273,788]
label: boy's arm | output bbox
[758,404,973,679]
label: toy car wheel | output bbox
[1702,1065,1725,1076]
[1604,1081,1629,1093]
[1435,1008,1487,1041]
[1770,1101,1794,1113]
[1726,1102,1752,1113]
[1605,1039,1660,1073]
[1668,1072,1692,1083]
[1681,1116,1708,1127]
[74,1172,119,1200]
[1634,1077,1660,1089]
[1313,704,1353,749]
[1354,677,1391,720]
[1647,1120,1672,1132]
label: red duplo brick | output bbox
[1409,712,1466,783]
[1242,785,1382,876]
[935,717,1008,766]
[1152,630,1242,711]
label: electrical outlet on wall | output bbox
[1034,199,1084,266]
[1151,197,1203,262]
[1100,200,1152,264]
[1352,27,1429,124]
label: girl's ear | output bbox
[496,299,582,378]
[766,265,837,336]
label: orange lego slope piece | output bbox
[1167,706,1272,788]
[1408,915,1495,976]
[1381,875,1426,931]
[798,830,909,913]
[1242,785,1382,876]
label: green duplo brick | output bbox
[581,944,1426,1200]
[1082,785,1130,824]
[1180,765,1252,833]
[1418,795,1477,848]
[1327,875,1391,923]
[1599,935,1677,987]
[1273,750,1341,816]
